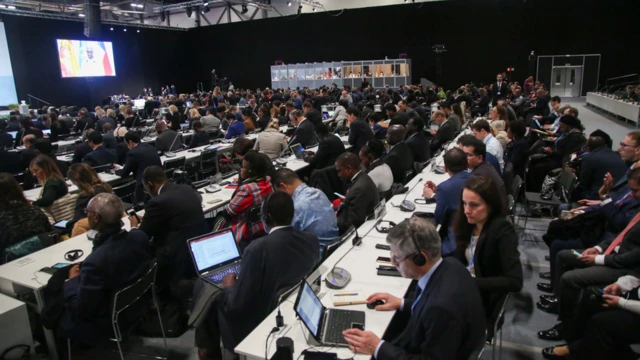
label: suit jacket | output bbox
[597,220,640,270]
[116,143,162,185]
[72,142,93,164]
[0,132,13,149]
[384,142,415,184]
[429,120,455,154]
[305,109,323,129]
[435,171,473,255]
[290,119,318,149]
[532,95,550,116]
[472,162,508,210]
[337,172,379,234]
[454,217,523,322]
[95,116,116,132]
[139,182,208,279]
[505,138,528,178]
[552,130,586,165]
[155,129,183,153]
[377,258,486,360]
[305,134,346,170]
[217,227,319,348]
[74,116,94,133]
[83,146,117,168]
[389,112,409,127]
[490,82,510,104]
[348,119,374,155]
[576,147,627,200]
[447,113,461,134]
[254,128,287,159]
[102,131,117,150]
[61,228,152,342]
[405,132,430,163]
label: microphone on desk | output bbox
[163,131,181,158]
[394,177,423,212]
[325,222,377,290]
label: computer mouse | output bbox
[367,300,385,309]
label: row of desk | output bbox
[586,92,640,126]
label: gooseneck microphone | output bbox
[163,131,181,158]
[325,223,377,290]
[394,177,423,212]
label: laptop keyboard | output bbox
[205,263,240,284]
[324,309,358,345]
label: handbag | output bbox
[540,169,561,200]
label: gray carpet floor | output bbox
[60,97,635,360]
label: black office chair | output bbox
[196,149,219,180]
[320,226,355,263]
[486,293,511,360]
[112,180,137,211]
[163,156,186,181]
[403,169,415,185]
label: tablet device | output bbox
[53,220,69,229]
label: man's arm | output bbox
[339,185,369,231]
[220,243,264,314]
[63,258,104,321]
[307,140,329,168]
[348,123,357,146]
[116,150,136,178]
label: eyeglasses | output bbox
[620,142,638,149]
[390,253,415,265]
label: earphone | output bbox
[260,192,273,225]
[375,220,396,234]
[65,249,84,262]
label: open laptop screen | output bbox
[188,229,240,272]
[295,281,323,337]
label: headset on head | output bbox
[409,224,426,266]
[260,192,273,225]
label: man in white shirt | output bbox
[471,119,503,170]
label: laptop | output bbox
[42,129,51,136]
[294,280,365,347]
[289,143,304,159]
[7,131,16,139]
[187,229,242,287]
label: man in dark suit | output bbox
[289,110,318,148]
[71,131,94,164]
[490,73,510,105]
[94,109,115,132]
[462,138,508,210]
[335,152,379,234]
[154,120,183,153]
[101,123,117,150]
[303,101,322,129]
[537,168,640,344]
[129,166,208,281]
[405,117,430,163]
[196,192,319,359]
[304,124,345,170]
[83,131,117,168]
[384,125,414,185]
[574,134,627,201]
[347,107,374,155]
[0,149,22,174]
[74,109,94,133]
[115,131,162,203]
[429,110,455,154]
[385,103,409,127]
[343,217,486,359]
[57,193,152,344]
[423,148,473,256]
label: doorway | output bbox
[551,66,582,97]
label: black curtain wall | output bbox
[4,0,639,106]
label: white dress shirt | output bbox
[483,134,504,169]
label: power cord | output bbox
[265,326,280,360]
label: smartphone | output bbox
[39,263,70,275]
[376,256,391,264]
[53,220,69,229]
[595,287,605,294]
[127,209,140,223]
[377,265,396,271]
[375,244,391,250]
[377,269,402,277]
[333,192,346,200]
[571,249,582,257]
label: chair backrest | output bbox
[556,169,577,201]
[511,175,523,200]
[199,149,219,173]
[488,293,511,344]
[323,226,354,260]
[502,162,514,193]
[92,164,113,173]
[42,193,79,224]
[164,156,186,171]
[112,180,137,202]
[112,262,157,316]
[403,169,415,185]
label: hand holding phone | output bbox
[572,249,582,257]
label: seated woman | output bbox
[189,121,210,149]
[505,120,529,179]
[165,104,181,131]
[452,176,523,333]
[0,173,51,257]
[490,120,509,150]
[30,155,69,209]
[253,120,287,159]
[527,115,586,191]
[66,163,113,235]
[359,139,393,193]
[241,108,257,134]
[49,112,70,143]
[213,151,273,246]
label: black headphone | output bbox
[375,220,396,234]
[409,227,426,266]
[260,192,273,225]
[65,249,84,262]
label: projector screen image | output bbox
[56,39,116,78]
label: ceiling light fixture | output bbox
[137,29,140,33]
[123,28,127,31]
[110,27,114,30]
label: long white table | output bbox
[23,172,122,202]
[586,92,640,126]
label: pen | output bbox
[334,293,359,297]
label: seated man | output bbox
[573,133,627,201]
[343,217,486,359]
[471,119,504,170]
[83,131,117,168]
[460,137,508,210]
[457,134,502,175]
[335,152,379,234]
[405,116,430,163]
[273,168,339,245]
[154,120,183,153]
[428,110,455,155]
[422,148,472,256]
[537,168,640,343]
[303,124,345,170]
[196,192,319,359]
[115,131,162,203]
[385,103,409,127]
[384,125,414,184]
[129,166,208,280]
[57,193,152,344]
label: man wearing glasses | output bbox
[342,217,486,359]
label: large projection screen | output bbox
[0,21,18,105]
[56,39,116,78]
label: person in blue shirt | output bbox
[291,91,303,110]
[224,113,246,139]
[273,168,339,253]
[457,134,501,175]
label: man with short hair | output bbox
[289,109,318,148]
[154,120,183,153]
[471,119,504,169]
[59,108,75,129]
[440,102,460,133]
[429,110,455,154]
[19,134,38,169]
[201,108,221,132]
[405,117,429,163]
[574,133,627,201]
[57,193,152,344]
[115,131,162,203]
[422,148,473,255]
[347,107,374,155]
[95,109,115,132]
[102,123,117,150]
[343,217,486,359]
[340,90,353,105]
[385,103,409,127]
[303,124,345,170]
[196,192,319,359]
[302,101,322,129]
[335,152,379,234]
[74,109,94,133]
[384,125,414,184]
[72,129,94,164]
[273,168,339,244]
[461,138,508,209]
[491,73,510,105]
[83,131,117,167]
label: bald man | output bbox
[429,110,455,154]
[154,120,183,153]
[384,125,414,184]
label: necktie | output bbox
[411,286,422,313]
[605,212,640,255]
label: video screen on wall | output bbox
[56,39,116,78]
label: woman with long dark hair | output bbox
[67,163,113,221]
[49,112,70,142]
[453,176,522,329]
[30,155,68,208]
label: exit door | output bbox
[551,66,582,97]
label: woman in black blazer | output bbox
[165,105,181,131]
[453,176,523,331]
[505,120,528,178]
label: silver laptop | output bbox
[187,229,242,287]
